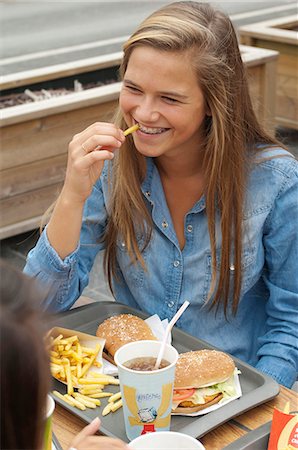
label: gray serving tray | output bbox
[49,301,279,443]
[222,422,271,449]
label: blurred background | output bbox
[1,0,297,302]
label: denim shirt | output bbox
[24,148,298,388]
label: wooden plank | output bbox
[234,386,297,430]
[0,154,67,200]
[0,183,63,228]
[0,52,123,90]
[0,99,118,170]
[240,45,279,67]
[238,15,298,45]
[239,17,298,130]
[252,39,298,57]
[0,217,42,240]
[0,82,121,127]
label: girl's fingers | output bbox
[71,150,114,173]
[73,417,101,441]
[79,134,123,155]
[73,122,125,147]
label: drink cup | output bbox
[43,394,55,450]
[114,340,179,441]
[128,431,206,449]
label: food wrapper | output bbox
[48,326,105,387]
[103,314,171,375]
[268,405,298,450]
[171,369,242,417]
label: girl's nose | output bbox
[135,98,159,123]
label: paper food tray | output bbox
[49,301,279,443]
[48,326,105,387]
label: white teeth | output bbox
[138,124,167,134]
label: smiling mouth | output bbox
[137,123,169,135]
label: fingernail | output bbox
[91,417,100,426]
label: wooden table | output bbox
[53,385,297,450]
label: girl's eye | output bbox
[162,96,178,103]
[126,85,141,93]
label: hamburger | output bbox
[96,314,157,363]
[172,349,237,413]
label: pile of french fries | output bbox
[49,333,122,415]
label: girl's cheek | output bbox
[120,92,138,113]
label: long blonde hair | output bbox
[104,1,284,314]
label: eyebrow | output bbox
[123,79,188,100]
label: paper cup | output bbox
[128,431,205,449]
[114,340,179,441]
[43,395,55,450]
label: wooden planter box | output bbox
[239,15,298,129]
[0,45,278,239]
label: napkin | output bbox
[103,314,170,375]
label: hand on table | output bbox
[69,417,130,450]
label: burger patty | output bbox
[179,392,223,407]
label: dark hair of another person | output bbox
[0,260,50,450]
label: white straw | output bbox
[154,300,190,370]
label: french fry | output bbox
[72,393,97,408]
[52,391,85,411]
[86,392,113,399]
[79,386,104,394]
[102,403,113,416]
[86,374,120,385]
[65,364,73,395]
[89,372,116,380]
[80,344,100,378]
[283,401,290,414]
[81,346,97,355]
[52,390,67,402]
[52,334,63,346]
[64,394,86,410]
[74,393,101,407]
[111,399,123,412]
[93,361,102,368]
[123,124,139,136]
[64,335,78,343]
[108,392,122,403]
[78,378,106,385]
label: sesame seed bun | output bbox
[96,314,157,360]
[174,349,235,389]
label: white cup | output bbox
[128,431,205,449]
[114,340,179,441]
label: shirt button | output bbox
[121,241,126,248]
[230,264,235,271]
[145,191,151,197]
[167,301,175,308]
[173,260,180,267]
[162,220,168,228]
[187,224,193,232]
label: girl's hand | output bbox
[69,417,130,450]
[62,122,125,205]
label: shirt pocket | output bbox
[116,236,148,288]
[203,246,257,302]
